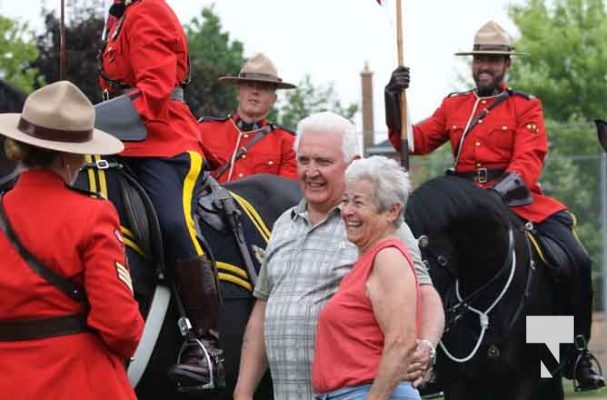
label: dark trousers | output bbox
[122,152,206,264]
[534,211,593,340]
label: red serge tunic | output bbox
[198,115,297,183]
[389,86,566,223]
[312,237,419,393]
[99,0,203,158]
[0,170,144,400]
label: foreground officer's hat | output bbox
[0,81,124,155]
[455,20,525,56]
[218,53,297,89]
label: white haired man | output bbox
[233,111,444,399]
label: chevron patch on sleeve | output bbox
[115,261,134,293]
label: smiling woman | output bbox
[340,158,409,253]
[312,155,421,400]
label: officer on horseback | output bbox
[198,53,298,183]
[97,0,224,392]
[384,20,604,391]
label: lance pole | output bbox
[396,0,409,171]
[59,0,66,80]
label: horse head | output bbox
[406,175,561,399]
[406,175,515,293]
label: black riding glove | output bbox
[488,172,533,207]
[384,66,410,134]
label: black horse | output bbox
[406,175,564,400]
[74,159,301,400]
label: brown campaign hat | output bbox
[218,53,296,89]
[455,20,525,56]
[0,81,124,155]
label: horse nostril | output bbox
[437,255,448,267]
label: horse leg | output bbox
[443,383,475,400]
[535,377,564,400]
[507,375,543,400]
[218,297,274,400]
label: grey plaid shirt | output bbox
[254,199,430,399]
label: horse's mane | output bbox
[405,175,513,237]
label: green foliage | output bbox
[32,0,105,102]
[276,75,358,131]
[504,0,607,306]
[541,119,603,290]
[185,7,245,118]
[409,146,453,188]
[508,0,607,121]
[0,16,40,93]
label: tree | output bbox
[185,7,245,118]
[506,0,607,306]
[0,16,40,93]
[276,75,358,130]
[32,0,105,102]
[509,0,607,120]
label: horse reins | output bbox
[433,221,538,364]
[438,225,519,363]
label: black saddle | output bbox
[528,230,570,282]
[77,158,165,298]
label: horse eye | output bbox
[437,255,448,267]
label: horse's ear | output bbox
[594,119,607,153]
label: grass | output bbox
[422,381,607,399]
[565,381,607,399]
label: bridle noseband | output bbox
[420,222,535,363]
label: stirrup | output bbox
[572,335,605,392]
[169,338,221,392]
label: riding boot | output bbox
[565,306,605,391]
[564,261,605,391]
[565,334,605,392]
[167,255,225,392]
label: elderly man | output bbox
[385,20,604,390]
[199,53,297,183]
[233,111,444,399]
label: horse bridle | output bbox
[421,222,535,363]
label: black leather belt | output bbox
[106,86,185,102]
[449,168,505,184]
[0,314,90,341]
